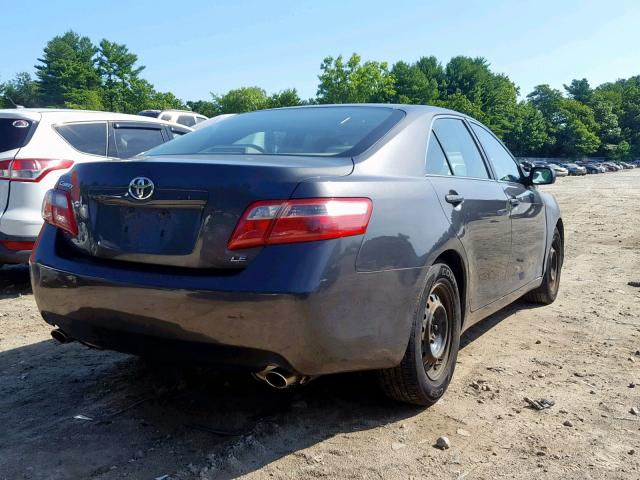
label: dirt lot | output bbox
[1,170,639,480]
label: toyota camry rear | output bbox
[30,105,563,405]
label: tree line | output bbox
[1,30,638,160]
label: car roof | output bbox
[266,103,465,116]
[0,108,194,129]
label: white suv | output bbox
[138,110,208,128]
[0,109,192,265]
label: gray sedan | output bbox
[31,105,563,406]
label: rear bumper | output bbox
[0,233,36,264]
[30,225,428,375]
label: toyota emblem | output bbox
[128,177,155,200]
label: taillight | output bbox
[42,189,78,236]
[0,240,35,251]
[0,160,11,180]
[0,159,74,182]
[228,198,373,250]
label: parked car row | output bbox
[519,158,638,176]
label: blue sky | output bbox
[1,0,638,101]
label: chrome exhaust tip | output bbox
[51,328,73,344]
[253,365,311,389]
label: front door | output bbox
[426,117,512,311]
[469,123,547,291]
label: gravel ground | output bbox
[1,170,639,480]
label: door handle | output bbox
[445,193,464,205]
[508,197,520,207]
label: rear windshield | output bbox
[145,106,404,158]
[0,118,35,153]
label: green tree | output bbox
[504,102,552,156]
[610,140,631,160]
[527,85,600,157]
[0,72,39,107]
[316,53,395,104]
[268,88,302,108]
[212,86,269,113]
[614,77,640,156]
[435,92,485,122]
[564,78,592,104]
[34,30,101,108]
[186,99,218,117]
[125,78,185,113]
[415,56,446,93]
[441,56,518,137]
[97,39,144,112]
[391,60,439,104]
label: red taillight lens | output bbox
[42,189,78,236]
[228,198,373,250]
[0,240,35,251]
[0,159,74,182]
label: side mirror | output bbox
[529,166,555,185]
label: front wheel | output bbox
[525,227,563,304]
[378,263,461,406]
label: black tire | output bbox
[378,263,461,406]
[525,227,563,305]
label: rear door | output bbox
[470,122,547,290]
[109,122,168,159]
[426,117,512,311]
[0,114,40,218]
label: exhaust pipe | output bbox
[51,329,73,344]
[253,365,311,389]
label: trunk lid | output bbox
[65,155,353,268]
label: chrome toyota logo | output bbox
[128,177,155,200]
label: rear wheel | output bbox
[525,227,563,304]
[378,263,461,406]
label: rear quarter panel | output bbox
[290,111,466,366]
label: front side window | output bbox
[112,126,165,158]
[425,132,452,175]
[56,122,108,156]
[145,106,404,158]
[432,118,489,179]
[471,123,521,183]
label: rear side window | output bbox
[433,118,489,179]
[160,114,172,121]
[177,115,196,127]
[471,123,521,183]
[425,132,452,175]
[112,125,165,158]
[56,122,108,156]
[0,118,35,153]
[146,106,404,158]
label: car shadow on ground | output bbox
[460,299,544,350]
[0,295,541,479]
[0,264,31,299]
